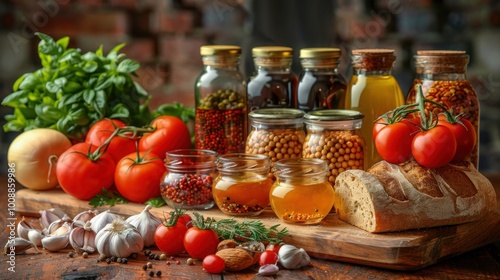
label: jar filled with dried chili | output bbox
[406,50,480,167]
[213,153,273,216]
[245,108,305,166]
[298,48,347,112]
[247,46,298,110]
[160,149,218,210]
[270,158,334,224]
[303,109,365,185]
[195,45,247,155]
[345,49,405,168]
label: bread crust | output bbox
[332,160,497,233]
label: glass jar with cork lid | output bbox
[247,46,298,111]
[194,45,247,155]
[297,48,347,112]
[406,50,480,167]
[344,49,405,168]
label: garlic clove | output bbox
[17,216,34,240]
[90,210,119,234]
[27,229,44,247]
[257,264,280,276]
[41,233,69,252]
[4,237,39,254]
[39,208,67,229]
[73,210,99,227]
[278,244,311,269]
[125,205,161,247]
[47,215,73,234]
[69,221,97,254]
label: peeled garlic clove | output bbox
[258,264,280,276]
[73,210,99,227]
[69,221,97,254]
[278,244,311,269]
[90,210,119,234]
[4,237,38,254]
[125,205,161,247]
[27,229,44,247]
[39,208,66,229]
[17,216,34,240]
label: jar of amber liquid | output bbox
[195,45,247,155]
[247,46,298,110]
[406,50,480,167]
[303,110,365,185]
[298,48,347,112]
[213,153,273,216]
[345,49,404,168]
[160,149,218,210]
[245,108,305,166]
[270,158,334,224]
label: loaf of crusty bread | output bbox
[332,160,497,233]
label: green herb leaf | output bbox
[89,189,128,208]
[144,197,166,208]
[117,59,139,73]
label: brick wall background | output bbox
[0,0,499,173]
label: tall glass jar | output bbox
[406,50,480,167]
[160,149,218,210]
[345,49,405,168]
[270,158,334,224]
[213,153,273,216]
[303,110,365,185]
[245,108,305,166]
[247,46,298,111]
[298,48,347,112]
[194,45,247,155]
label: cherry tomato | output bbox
[183,227,219,260]
[374,122,414,164]
[85,119,137,163]
[259,250,279,266]
[114,151,165,203]
[154,222,187,256]
[437,116,476,161]
[139,116,192,157]
[56,143,115,200]
[178,214,193,228]
[202,254,225,274]
[411,125,457,168]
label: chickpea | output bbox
[246,128,305,165]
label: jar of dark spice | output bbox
[303,110,365,185]
[298,48,347,112]
[160,149,218,210]
[245,108,305,166]
[213,153,273,216]
[247,46,298,111]
[195,45,247,155]
[406,50,480,167]
[345,49,405,168]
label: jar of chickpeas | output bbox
[246,108,305,166]
[303,110,365,185]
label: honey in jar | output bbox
[270,158,333,224]
[406,50,480,167]
[345,49,405,168]
[213,153,273,216]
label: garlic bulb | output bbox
[4,237,38,254]
[39,208,66,229]
[90,210,119,233]
[17,216,33,240]
[278,244,311,269]
[41,222,71,251]
[95,219,144,258]
[125,205,161,247]
[27,229,44,247]
[73,210,99,227]
[69,221,97,254]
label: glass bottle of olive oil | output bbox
[344,49,404,169]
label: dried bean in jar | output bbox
[246,129,305,165]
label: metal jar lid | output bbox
[249,108,305,119]
[300,48,341,59]
[252,46,293,58]
[304,109,364,121]
[200,45,241,56]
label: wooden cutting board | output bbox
[15,188,500,271]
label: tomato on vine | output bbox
[437,114,476,161]
[139,116,192,157]
[184,212,219,260]
[154,209,188,256]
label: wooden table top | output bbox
[1,174,499,279]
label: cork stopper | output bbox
[414,50,469,74]
[351,49,396,71]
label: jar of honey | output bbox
[213,153,273,216]
[345,49,405,168]
[247,46,298,111]
[270,158,333,224]
[298,48,347,112]
[194,45,247,155]
[160,149,218,210]
[245,108,305,166]
[406,50,480,167]
[303,109,365,185]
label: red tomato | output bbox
[178,214,193,228]
[114,151,165,203]
[139,116,192,157]
[56,143,115,200]
[154,222,187,256]
[259,250,279,266]
[437,116,476,161]
[265,244,282,255]
[374,122,414,164]
[183,227,219,260]
[411,125,457,168]
[85,119,137,163]
[202,254,225,274]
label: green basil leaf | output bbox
[113,75,126,90]
[35,104,63,122]
[93,90,107,116]
[56,36,70,50]
[3,119,25,132]
[45,81,60,93]
[117,59,139,73]
[144,197,166,208]
[1,90,29,107]
[63,81,81,93]
[134,81,148,96]
[82,60,98,73]
[107,43,126,59]
[95,45,103,57]
[83,89,96,104]
[109,104,130,119]
[12,74,28,91]
[19,74,39,90]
